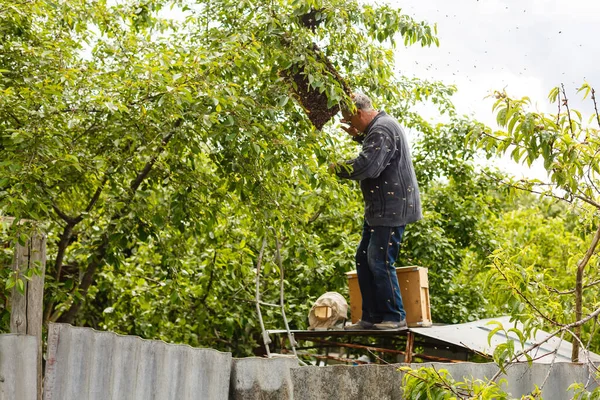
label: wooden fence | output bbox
[2,217,46,400]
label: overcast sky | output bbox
[397,0,600,124]
[393,0,600,177]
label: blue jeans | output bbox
[355,221,406,323]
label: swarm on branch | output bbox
[282,13,353,130]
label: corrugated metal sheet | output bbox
[44,323,232,400]
[0,334,37,400]
[411,316,600,363]
[291,362,599,400]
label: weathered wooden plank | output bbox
[4,217,46,400]
[28,234,46,400]
[9,242,29,334]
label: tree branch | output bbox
[482,169,599,213]
[585,316,598,351]
[556,90,561,127]
[199,251,218,305]
[130,127,179,192]
[58,234,110,323]
[493,261,564,327]
[402,367,471,398]
[43,169,110,324]
[6,110,22,127]
[52,203,76,224]
[561,83,576,139]
[572,222,600,361]
[584,165,600,200]
[574,194,600,210]
[482,170,575,206]
[307,209,322,224]
[479,129,521,149]
[591,88,600,131]
[52,174,110,227]
[536,330,564,395]
[83,176,108,215]
[432,366,465,398]
[42,221,75,324]
[57,121,182,324]
[543,278,600,295]
[564,327,600,378]
[53,224,74,281]
[491,304,600,383]
[255,236,271,356]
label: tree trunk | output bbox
[572,265,584,362]
[571,223,600,362]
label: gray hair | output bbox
[352,92,374,111]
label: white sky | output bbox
[393,0,600,178]
[398,0,600,121]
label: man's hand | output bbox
[340,119,359,137]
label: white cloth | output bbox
[308,292,348,330]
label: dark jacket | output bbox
[336,111,422,227]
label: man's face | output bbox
[342,110,362,131]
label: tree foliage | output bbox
[402,118,505,324]
[402,84,600,398]
[401,366,511,400]
[468,85,600,362]
[1,0,471,355]
[7,4,593,388]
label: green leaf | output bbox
[17,278,25,294]
[487,321,504,346]
[548,86,560,102]
[278,96,289,107]
[5,276,16,290]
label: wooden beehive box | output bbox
[346,266,432,327]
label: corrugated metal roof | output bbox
[0,334,37,400]
[44,323,232,400]
[411,316,600,363]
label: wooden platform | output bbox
[266,328,470,365]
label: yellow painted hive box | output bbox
[346,266,432,327]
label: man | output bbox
[331,93,422,330]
